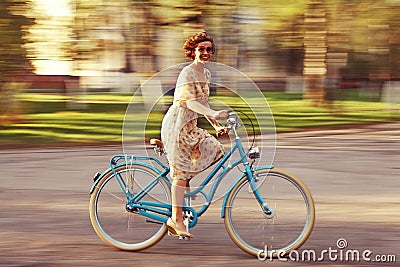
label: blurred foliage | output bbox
[0,0,400,106]
[49,0,398,77]
[0,0,34,124]
[0,0,397,78]
[0,0,399,77]
[0,0,34,76]
[2,0,400,143]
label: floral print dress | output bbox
[161,65,225,180]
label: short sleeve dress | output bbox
[161,65,225,180]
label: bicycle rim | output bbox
[224,168,315,257]
[89,164,170,251]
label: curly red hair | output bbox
[183,31,215,60]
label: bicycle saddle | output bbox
[150,139,164,149]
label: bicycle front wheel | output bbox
[89,163,171,251]
[224,168,315,258]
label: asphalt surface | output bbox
[1,123,399,266]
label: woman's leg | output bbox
[170,179,189,231]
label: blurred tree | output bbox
[0,0,34,76]
[261,0,306,75]
[388,4,400,80]
[303,0,327,105]
[72,0,160,74]
[261,0,398,104]
[0,0,34,124]
[72,0,98,73]
[130,0,160,72]
[22,0,398,100]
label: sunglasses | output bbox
[196,46,213,53]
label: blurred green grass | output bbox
[0,92,398,147]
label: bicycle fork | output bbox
[247,167,275,219]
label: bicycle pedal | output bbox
[178,236,191,241]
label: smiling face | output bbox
[194,41,213,64]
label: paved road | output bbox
[1,123,399,266]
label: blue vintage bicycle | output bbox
[89,111,315,258]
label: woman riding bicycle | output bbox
[161,31,229,238]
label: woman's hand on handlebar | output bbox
[212,110,229,120]
[215,126,228,138]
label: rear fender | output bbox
[89,161,166,194]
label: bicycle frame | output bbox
[89,119,274,228]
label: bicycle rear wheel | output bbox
[89,163,171,251]
[224,168,315,258]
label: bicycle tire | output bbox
[224,168,315,258]
[89,163,171,251]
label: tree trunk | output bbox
[303,0,327,106]
[303,75,325,106]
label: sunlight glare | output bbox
[36,0,71,17]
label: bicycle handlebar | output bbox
[226,110,240,130]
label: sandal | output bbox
[166,218,193,238]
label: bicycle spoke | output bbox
[89,164,170,251]
[224,168,315,257]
